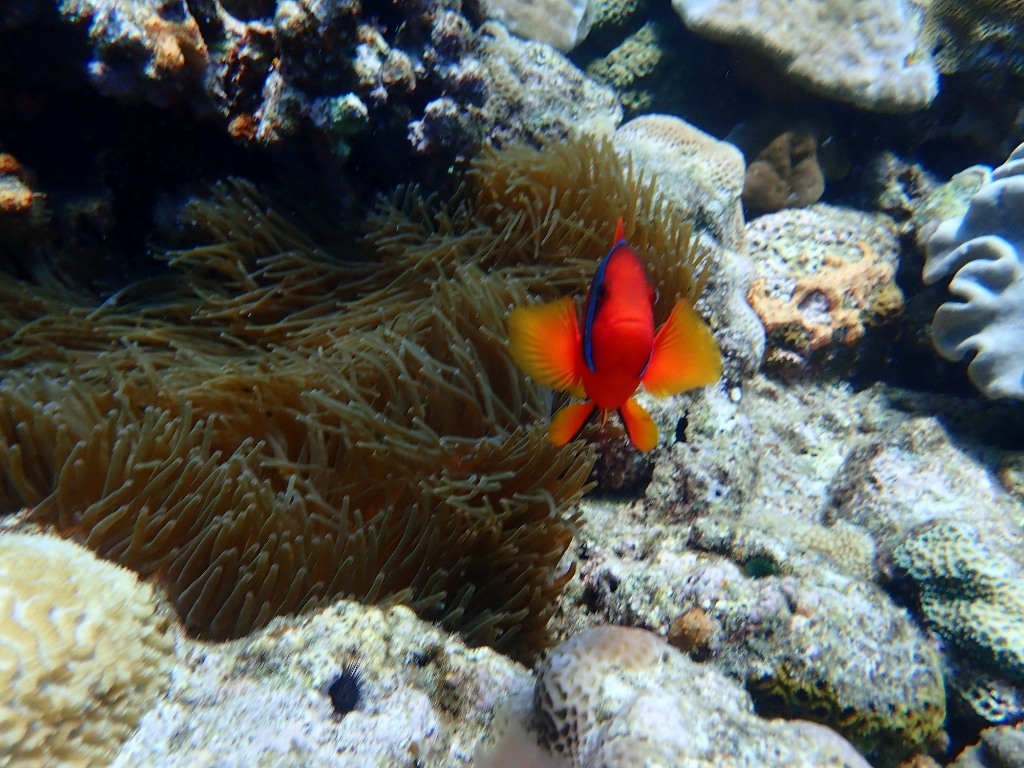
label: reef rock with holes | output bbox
[744,204,905,376]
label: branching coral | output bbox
[0,135,710,659]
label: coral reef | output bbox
[745,206,904,373]
[892,520,1024,724]
[478,625,872,767]
[54,0,621,169]
[0,135,715,659]
[922,143,1024,401]
[0,532,175,766]
[476,0,593,50]
[670,0,939,112]
[924,0,1024,76]
[113,599,531,767]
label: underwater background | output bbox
[1,0,1024,765]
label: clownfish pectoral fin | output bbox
[614,217,625,243]
[642,300,723,397]
[549,402,597,446]
[509,297,586,398]
[619,397,658,452]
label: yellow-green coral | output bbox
[893,519,1024,720]
[586,22,662,90]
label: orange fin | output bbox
[614,217,625,243]
[620,397,658,452]
[549,402,596,446]
[642,300,722,397]
[509,297,586,398]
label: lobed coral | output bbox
[923,142,1024,401]
[0,532,175,766]
[0,135,712,660]
[741,131,825,214]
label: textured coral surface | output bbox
[0,532,175,767]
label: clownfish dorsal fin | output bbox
[614,217,625,244]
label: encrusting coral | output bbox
[0,136,712,660]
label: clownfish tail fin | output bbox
[642,300,722,397]
[619,398,658,452]
[549,402,597,446]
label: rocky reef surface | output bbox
[2,0,1024,766]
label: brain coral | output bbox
[923,142,1024,400]
[0,532,175,766]
[671,0,938,112]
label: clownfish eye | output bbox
[597,284,608,299]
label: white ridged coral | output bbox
[923,142,1024,400]
[0,532,175,767]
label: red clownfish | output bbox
[508,219,722,452]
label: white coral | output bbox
[672,0,938,112]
